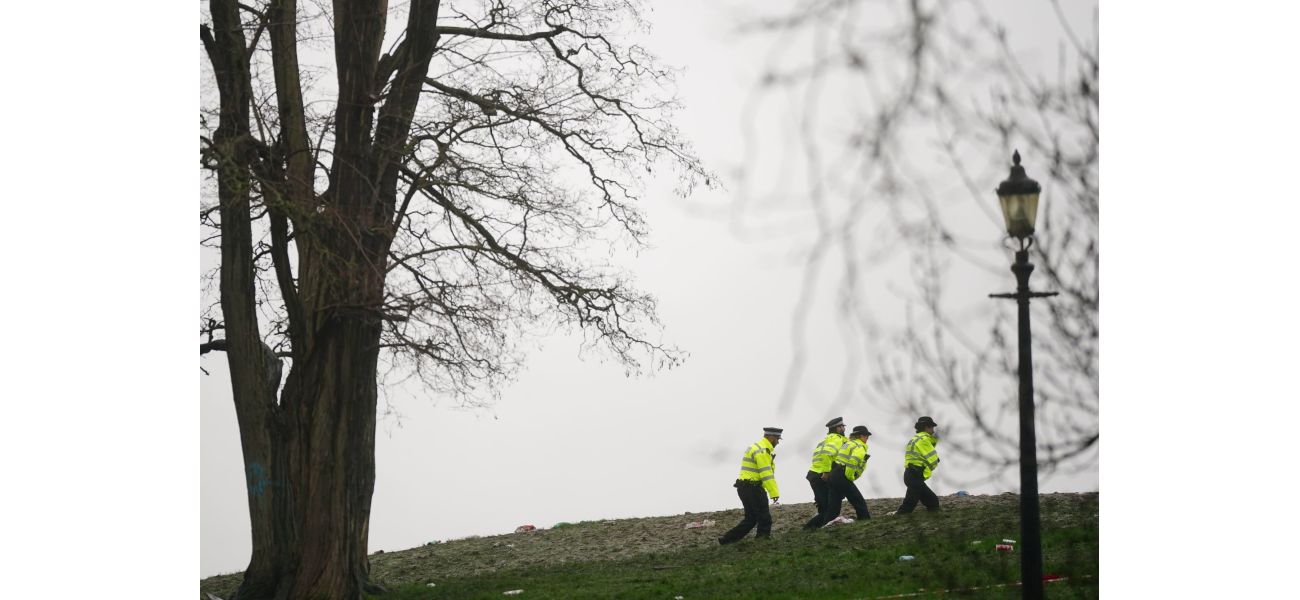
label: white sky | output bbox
[199,0,1101,577]
[7,1,1294,598]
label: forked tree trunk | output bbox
[204,0,441,597]
[264,314,381,598]
[226,257,384,600]
[228,224,388,600]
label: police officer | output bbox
[896,416,941,513]
[821,425,872,523]
[802,417,847,530]
[719,427,782,544]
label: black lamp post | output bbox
[989,150,1056,600]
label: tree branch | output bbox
[265,0,311,357]
[373,0,443,211]
[432,25,566,42]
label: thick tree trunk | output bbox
[230,236,385,600]
[204,0,442,597]
[225,318,379,600]
[275,315,381,597]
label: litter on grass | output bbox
[1002,538,1016,544]
[514,525,536,533]
[503,590,524,596]
[684,519,716,529]
[822,516,855,527]
[995,544,1014,553]
[898,555,915,561]
[426,583,437,587]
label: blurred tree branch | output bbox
[739,0,1098,481]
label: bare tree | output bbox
[735,0,1097,484]
[200,0,708,597]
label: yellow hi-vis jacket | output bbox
[808,432,848,474]
[737,437,780,499]
[904,432,940,480]
[833,438,870,481]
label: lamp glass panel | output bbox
[998,193,1040,237]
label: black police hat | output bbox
[850,425,872,437]
[825,417,844,428]
[915,416,939,428]
[763,427,784,439]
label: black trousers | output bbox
[896,466,940,513]
[719,480,772,543]
[803,470,831,528]
[820,466,870,523]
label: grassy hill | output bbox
[201,492,1098,599]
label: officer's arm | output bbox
[919,437,939,470]
[757,449,780,501]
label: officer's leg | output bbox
[897,468,921,514]
[804,472,829,529]
[737,485,760,532]
[918,479,941,511]
[806,471,827,517]
[845,480,870,519]
[820,474,846,524]
[720,483,759,544]
[755,488,774,538]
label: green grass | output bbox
[371,532,1095,599]
[201,493,1097,600]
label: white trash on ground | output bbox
[1002,538,1016,544]
[898,555,915,561]
[822,516,855,528]
[503,590,524,596]
[684,519,715,529]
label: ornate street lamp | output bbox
[989,150,1056,600]
[996,151,1041,240]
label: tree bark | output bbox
[275,315,381,597]
[204,0,443,597]
[203,1,289,598]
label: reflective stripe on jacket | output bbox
[904,432,940,479]
[738,437,780,498]
[833,438,870,481]
[808,432,847,474]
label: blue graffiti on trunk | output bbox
[246,462,282,497]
